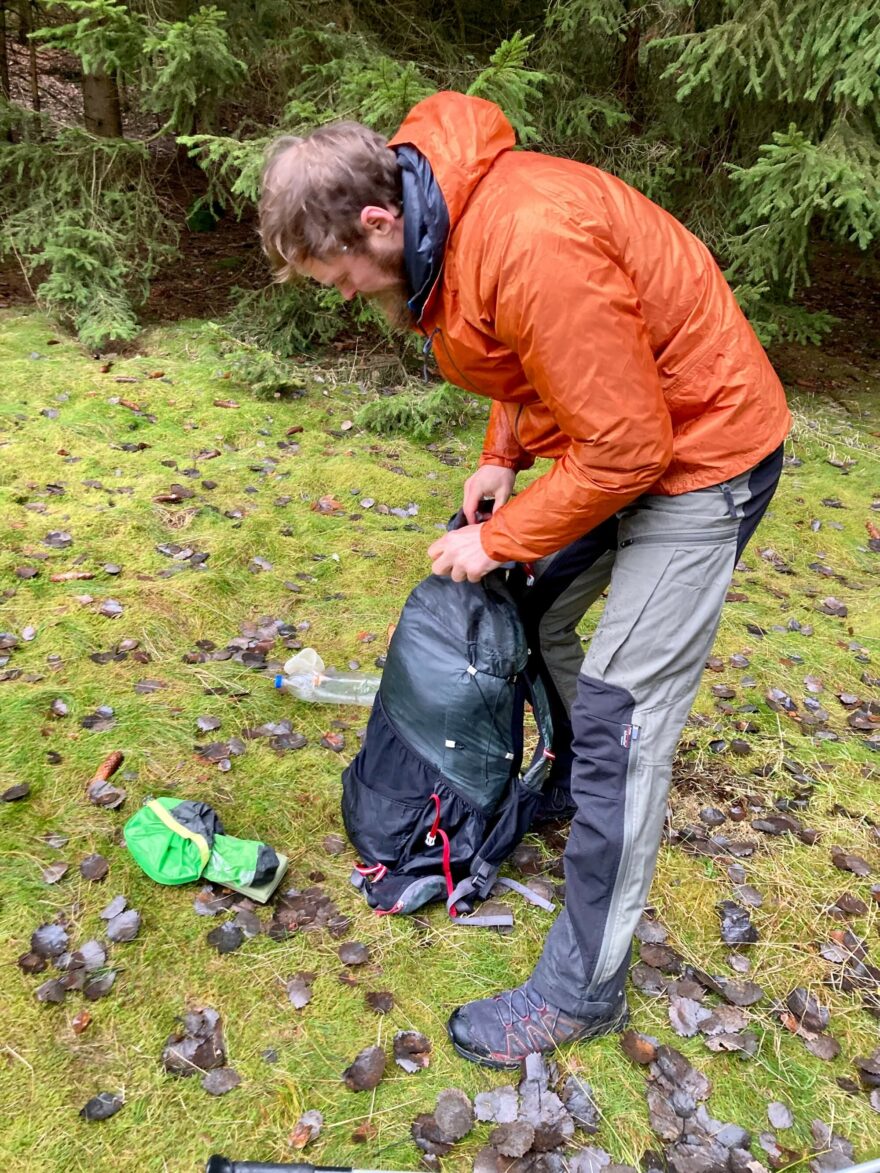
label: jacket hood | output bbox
[389,92,516,230]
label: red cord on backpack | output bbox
[425,793,441,846]
[373,794,457,918]
[437,827,457,917]
[426,794,457,916]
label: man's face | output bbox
[296,232,411,330]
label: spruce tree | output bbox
[540,0,880,339]
[0,0,876,349]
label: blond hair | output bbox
[258,122,401,281]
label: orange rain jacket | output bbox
[389,93,791,564]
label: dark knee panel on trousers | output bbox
[564,674,637,980]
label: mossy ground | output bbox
[1,309,878,1172]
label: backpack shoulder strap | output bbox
[520,667,554,792]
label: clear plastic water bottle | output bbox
[274,648,380,707]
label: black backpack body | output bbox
[341,565,554,924]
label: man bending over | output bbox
[258,93,790,1068]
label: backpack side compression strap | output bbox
[446,867,555,926]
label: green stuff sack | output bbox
[124,797,283,897]
[204,834,280,889]
[124,798,221,885]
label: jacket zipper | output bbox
[431,328,484,394]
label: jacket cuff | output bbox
[479,522,504,562]
[479,515,528,563]
[478,453,524,472]
[479,449,536,473]
[480,400,536,473]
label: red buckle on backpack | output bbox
[356,862,388,883]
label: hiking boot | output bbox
[446,978,628,1068]
[531,783,577,826]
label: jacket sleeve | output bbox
[478,218,673,563]
[479,400,536,472]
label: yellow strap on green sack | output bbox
[147,799,210,869]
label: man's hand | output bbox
[462,465,516,524]
[428,525,503,582]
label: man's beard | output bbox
[362,246,413,331]
[366,284,413,331]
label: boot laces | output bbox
[494,983,559,1039]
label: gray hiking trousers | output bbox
[522,445,784,1018]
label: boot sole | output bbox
[447,1006,629,1069]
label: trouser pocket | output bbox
[617,528,736,549]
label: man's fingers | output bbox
[428,535,451,577]
[429,526,497,581]
[462,466,515,522]
[430,547,454,577]
[462,484,480,524]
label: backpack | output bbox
[341,561,555,926]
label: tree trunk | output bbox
[0,1,10,100]
[26,1,39,112]
[83,70,123,136]
[16,0,28,44]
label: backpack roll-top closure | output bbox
[404,574,528,677]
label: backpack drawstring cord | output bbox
[425,793,442,846]
[365,794,458,917]
[437,828,458,918]
[427,793,457,916]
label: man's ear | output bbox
[359,205,397,237]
